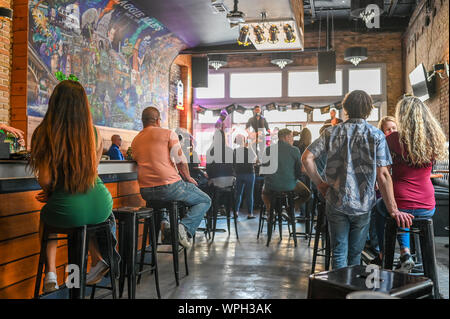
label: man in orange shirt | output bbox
[132,107,211,248]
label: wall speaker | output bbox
[318,51,336,84]
[192,57,209,88]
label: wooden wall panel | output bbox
[0,179,146,299]
[118,180,140,197]
[0,246,67,289]
[0,212,39,242]
[0,266,66,299]
[0,191,44,217]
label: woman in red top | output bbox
[375,96,447,272]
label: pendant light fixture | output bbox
[344,47,368,66]
[271,52,293,69]
[208,54,227,70]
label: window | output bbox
[288,70,343,97]
[195,74,225,99]
[265,109,307,123]
[366,106,380,122]
[349,69,382,95]
[312,108,331,122]
[197,110,217,124]
[233,110,254,124]
[230,72,282,98]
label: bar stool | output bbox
[383,217,440,299]
[145,200,189,286]
[257,203,267,240]
[307,188,320,247]
[192,214,211,244]
[310,197,331,274]
[295,178,314,240]
[210,185,239,242]
[308,265,434,299]
[266,191,297,247]
[34,221,117,299]
[108,207,160,299]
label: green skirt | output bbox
[41,177,113,228]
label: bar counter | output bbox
[0,160,147,299]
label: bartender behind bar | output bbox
[107,134,124,160]
[0,123,25,143]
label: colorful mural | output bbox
[27,0,186,130]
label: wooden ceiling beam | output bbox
[290,0,305,50]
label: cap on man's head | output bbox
[220,109,228,116]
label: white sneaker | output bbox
[86,260,109,285]
[43,272,59,293]
[178,224,192,249]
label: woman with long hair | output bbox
[375,96,448,272]
[378,116,398,136]
[30,80,114,292]
[296,127,312,155]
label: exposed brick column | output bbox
[403,0,449,138]
[10,0,28,141]
[0,0,12,124]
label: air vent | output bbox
[211,0,229,14]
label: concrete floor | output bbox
[118,211,449,299]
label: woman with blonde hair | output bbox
[375,96,447,272]
[30,80,116,292]
[378,116,397,136]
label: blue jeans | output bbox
[326,203,371,269]
[235,173,255,215]
[375,198,435,251]
[140,180,211,237]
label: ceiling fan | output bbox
[226,0,246,28]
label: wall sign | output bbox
[176,80,184,110]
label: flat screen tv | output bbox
[409,63,434,102]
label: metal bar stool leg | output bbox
[104,224,117,299]
[417,220,440,299]
[169,205,180,286]
[382,218,398,270]
[257,205,264,239]
[289,196,297,247]
[277,199,283,240]
[128,215,138,299]
[212,198,218,242]
[266,200,275,247]
[137,219,149,285]
[34,227,49,299]
[118,220,127,298]
[148,214,161,298]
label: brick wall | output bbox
[0,0,11,124]
[403,0,449,138]
[225,30,404,116]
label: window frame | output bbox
[193,64,387,125]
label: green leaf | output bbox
[55,71,67,81]
[68,74,79,82]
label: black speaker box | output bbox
[318,51,336,84]
[192,57,209,88]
